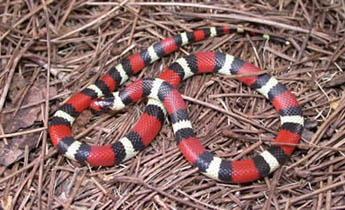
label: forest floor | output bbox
[1,1,345,209]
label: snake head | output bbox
[90,92,125,112]
[90,96,113,111]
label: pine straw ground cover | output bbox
[0,1,345,209]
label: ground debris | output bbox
[0,1,344,209]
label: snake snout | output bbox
[90,97,111,111]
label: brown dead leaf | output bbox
[301,128,314,142]
[2,78,57,133]
[325,73,345,88]
[0,133,39,166]
[72,110,93,135]
[7,73,26,102]
[0,77,56,166]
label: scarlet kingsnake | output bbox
[49,26,303,183]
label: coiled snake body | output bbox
[49,27,303,183]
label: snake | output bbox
[91,52,304,183]
[49,26,303,183]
